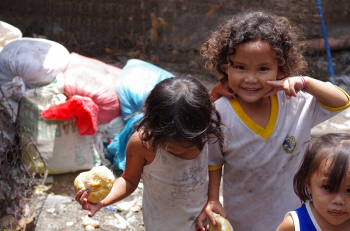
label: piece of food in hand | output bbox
[74,166,115,203]
[208,215,234,231]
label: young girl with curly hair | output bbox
[195,10,350,231]
[277,133,350,231]
[75,76,224,230]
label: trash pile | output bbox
[0,21,174,230]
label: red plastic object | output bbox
[41,95,99,136]
[63,53,122,124]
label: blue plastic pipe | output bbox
[316,0,337,85]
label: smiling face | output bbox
[307,159,350,226]
[227,40,282,105]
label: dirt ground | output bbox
[3,50,350,231]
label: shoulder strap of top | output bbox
[305,201,323,231]
[285,211,300,231]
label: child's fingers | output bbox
[82,198,90,211]
[80,190,90,204]
[195,212,207,231]
[212,82,236,99]
[196,225,206,231]
[282,79,297,98]
[195,220,206,231]
[74,190,83,204]
[206,210,217,227]
[216,207,227,218]
[223,89,236,99]
[82,199,95,217]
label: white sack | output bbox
[0,21,22,52]
[0,38,70,89]
[18,76,101,174]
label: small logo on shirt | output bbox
[283,134,296,154]
[282,134,300,169]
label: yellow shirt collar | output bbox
[229,95,278,141]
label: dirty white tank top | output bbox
[142,143,208,231]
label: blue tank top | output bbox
[295,203,317,231]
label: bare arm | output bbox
[208,168,222,205]
[303,76,348,108]
[265,76,349,108]
[196,168,226,231]
[276,214,295,231]
[101,133,145,206]
[76,132,146,217]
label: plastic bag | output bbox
[107,113,144,170]
[18,76,101,174]
[42,53,123,135]
[41,95,99,136]
[64,53,122,124]
[109,59,174,170]
[0,21,22,52]
[116,59,174,122]
[0,38,70,89]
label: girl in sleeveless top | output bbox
[76,76,224,230]
[277,133,350,231]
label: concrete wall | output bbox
[0,0,349,62]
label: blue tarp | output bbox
[107,59,174,170]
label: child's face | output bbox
[227,40,282,104]
[307,160,350,226]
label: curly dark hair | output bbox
[293,133,350,203]
[201,10,307,82]
[135,76,224,152]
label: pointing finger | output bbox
[266,80,284,87]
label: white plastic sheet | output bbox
[0,21,22,52]
[0,38,70,89]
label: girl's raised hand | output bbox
[264,76,305,99]
[75,190,103,217]
[211,81,236,101]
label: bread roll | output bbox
[74,166,115,203]
[208,215,234,231]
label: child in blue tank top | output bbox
[277,133,350,231]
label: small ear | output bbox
[304,182,312,195]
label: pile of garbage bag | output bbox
[0,21,174,174]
